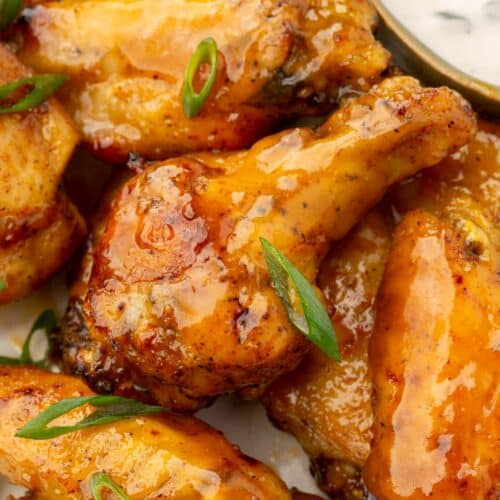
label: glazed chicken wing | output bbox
[15,0,390,161]
[263,208,393,498]
[263,122,500,498]
[59,77,475,412]
[0,366,290,499]
[0,43,85,303]
[364,206,499,499]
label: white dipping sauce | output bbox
[381,0,500,86]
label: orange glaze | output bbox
[0,366,291,499]
[391,120,500,230]
[263,208,393,497]
[364,209,500,499]
[60,77,476,412]
[14,0,390,161]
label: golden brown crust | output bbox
[0,366,291,499]
[263,208,393,498]
[15,0,390,161]
[60,77,476,412]
[263,122,500,499]
[0,43,85,303]
[364,208,499,499]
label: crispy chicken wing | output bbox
[263,122,500,498]
[263,208,393,498]
[59,77,475,412]
[15,0,390,161]
[364,206,499,499]
[0,43,85,303]
[0,366,290,499]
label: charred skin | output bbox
[0,43,85,304]
[15,0,390,161]
[60,77,475,412]
[0,366,291,499]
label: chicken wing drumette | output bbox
[0,43,85,304]
[60,77,475,412]
[15,0,390,161]
[0,366,291,499]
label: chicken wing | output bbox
[14,0,390,161]
[59,77,475,412]
[263,208,393,498]
[263,121,500,498]
[0,366,291,499]
[364,206,499,499]
[0,43,85,303]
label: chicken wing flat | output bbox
[0,43,85,303]
[15,0,390,161]
[263,121,500,498]
[364,206,499,499]
[263,208,393,498]
[59,77,475,412]
[0,366,291,499]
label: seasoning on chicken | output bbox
[0,366,291,499]
[263,122,500,499]
[365,205,499,499]
[60,77,475,412]
[0,43,85,304]
[15,0,390,161]
[263,208,393,498]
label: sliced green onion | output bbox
[0,309,57,368]
[0,280,6,292]
[16,395,164,440]
[0,0,23,31]
[90,472,128,500]
[182,37,218,118]
[260,238,341,361]
[0,74,68,114]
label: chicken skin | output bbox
[364,206,499,499]
[59,77,475,412]
[0,43,85,304]
[263,208,393,498]
[262,122,500,498]
[15,0,390,161]
[0,366,291,499]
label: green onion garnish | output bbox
[90,472,128,500]
[260,238,341,361]
[16,395,164,440]
[0,309,57,369]
[182,37,218,118]
[0,74,68,114]
[0,280,6,292]
[0,0,23,31]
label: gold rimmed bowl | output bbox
[371,0,500,118]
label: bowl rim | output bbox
[371,0,500,113]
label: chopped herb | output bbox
[182,37,218,118]
[260,238,340,361]
[0,0,23,31]
[90,472,128,500]
[16,395,164,440]
[435,11,472,32]
[0,280,6,292]
[0,74,68,114]
[0,309,57,369]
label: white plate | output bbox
[0,275,325,498]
